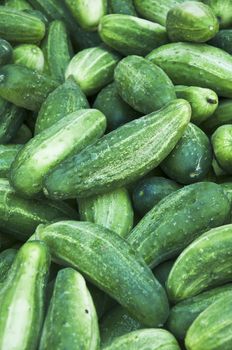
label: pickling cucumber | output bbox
[109,0,137,15]
[212,125,232,174]
[201,99,232,133]
[13,44,44,72]
[4,0,32,10]
[202,0,232,28]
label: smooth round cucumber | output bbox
[202,0,232,28]
[0,39,12,66]
[209,30,232,55]
[13,44,44,72]
[212,125,232,174]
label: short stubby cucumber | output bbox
[43,99,190,200]
[127,182,230,268]
[13,44,44,72]
[0,144,22,178]
[201,99,232,133]
[202,0,232,28]
[211,125,232,174]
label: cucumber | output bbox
[109,0,137,15]
[167,283,232,341]
[43,99,190,200]
[209,30,232,55]
[167,224,232,302]
[93,82,140,131]
[102,329,181,350]
[0,241,50,350]
[39,268,100,350]
[175,85,218,125]
[212,157,227,177]
[0,64,59,111]
[0,178,77,241]
[23,9,49,25]
[34,220,169,327]
[132,177,181,216]
[114,55,176,114]
[0,39,12,66]
[185,293,232,350]
[78,188,134,238]
[153,260,175,289]
[0,5,45,43]
[0,144,22,178]
[99,14,168,56]
[11,109,106,197]
[127,182,231,267]
[220,181,232,203]
[202,0,232,28]
[201,99,232,134]
[212,125,232,174]
[87,283,114,320]
[0,233,17,252]
[35,77,89,134]
[0,248,17,282]
[161,123,213,184]
[65,46,120,96]
[4,0,32,10]
[13,44,44,72]
[12,124,32,144]
[147,43,232,98]
[166,1,219,43]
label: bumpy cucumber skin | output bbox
[0,241,50,350]
[209,30,232,55]
[212,125,232,174]
[0,144,22,178]
[202,99,232,134]
[35,220,169,327]
[202,0,232,28]
[78,188,134,238]
[43,99,190,200]
[99,14,168,56]
[0,39,12,66]
[167,283,232,341]
[0,64,59,111]
[0,248,17,283]
[147,43,232,98]
[109,0,137,15]
[35,77,89,134]
[40,268,100,350]
[13,44,44,72]
[128,182,231,268]
[114,55,176,114]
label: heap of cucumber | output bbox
[0,0,232,349]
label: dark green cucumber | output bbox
[65,46,121,96]
[167,283,232,341]
[167,224,232,302]
[109,0,137,15]
[34,220,169,327]
[40,268,99,350]
[0,64,59,111]
[132,176,181,216]
[0,6,45,43]
[128,182,231,268]
[4,0,33,10]
[209,30,232,55]
[114,55,176,114]
[0,248,17,282]
[0,144,22,178]
[0,233,17,252]
[99,14,168,56]
[78,188,134,238]
[212,125,232,174]
[12,124,32,144]
[35,77,89,134]
[161,123,213,184]
[202,0,232,28]
[153,260,175,289]
[13,44,44,72]
[175,85,218,125]
[201,99,232,134]
[147,43,232,98]
[0,178,77,241]
[0,39,12,66]
[43,99,190,200]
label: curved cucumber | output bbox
[202,0,232,28]
[0,144,22,178]
[0,39,12,66]
[13,44,44,72]
[212,125,232,174]
[0,248,17,282]
[109,0,137,15]
[201,99,232,133]
[209,30,232,55]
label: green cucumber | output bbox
[212,125,232,174]
[0,233,17,252]
[12,124,32,144]
[34,220,169,327]
[167,224,232,302]
[109,0,137,15]
[166,1,219,43]
[167,283,232,341]
[0,178,77,241]
[0,64,59,111]
[202,0,232,28]
[147,43,232,98]
[0,144,22,178]
[212,157,227,177]
[39,268,100,350]
[175,85,218,125]
[102,329,181,350]
[13,44,44,72]
[4,0,32,10]
[0,6,45,42]
[78,188,134,238]
[153,260,175,289]
[0,248,17,282]
[35,77,89,134]
[114,55,176,114]
[99,14,168,56]
[87,283,114,320]
[209,30,232,55]
[65,46,120,96]
[43,99,190,200]
[201,99,232,134]
[0,39,12,66]
[128,182,231,268]
[220,181,232,203]
[11,109,106,197]
[132,177,181,216]
[161,123,213,184]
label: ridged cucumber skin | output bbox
[39,268,100,350]
[43,99,191,200]
[10,109,106,197]
[4,0,33,10]
[153,260,175,289]
[12,124,32,144]
[212,125,232,174]
[0,144,22,178]
[202,0,232,29]
[35,220,169,327]
[65,46,120,96]
[99,15,168,56]
[114,55,176,114]
[0,178,77,241]
[0,64,59,111]
[175,85,218,125]
[128,182,231,268]
[0,6,45,43]
[147,43,232,98]
[161,123,213,184]
[13,44,44,72]
[167,283,232,341]
[167,224,232,302]
[0,241,50,350]
[166,2,219,43]
[0,39,12,66]
[210,30,232,55]
[102,329,181,350]
[35,77,89,134]
[202,99,232,134]
[109,0,137,15]
[0,248,17,283]
[185,294,232,350]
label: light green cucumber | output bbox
[13,44,44,72]
[202,0,232,28]
[4,0,32,10]
[0,144,22,178]
[212,125,232,174]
